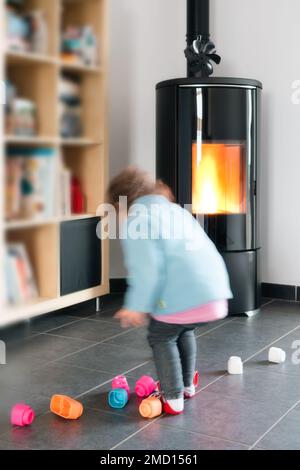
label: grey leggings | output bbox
[148,318,198,400]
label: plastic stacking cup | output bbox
[108,389,129,409]
[112,376,131,398]
[135,376,157,398]
[227,356,243,375]
[11,404,35,427]
[268,347,286,364]
[50,395,83,420]
[139,396,162,419]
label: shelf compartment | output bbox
[5,218,58,231]
[60,0,105,142]
[6,224,59,301]
[7,61,58,137]
[6,0,60,57]
[6,50,58,66]
[5,136,59,146]
[60,137,102,147]
[61,0,104,69]
[80,73,105,141]
[63,145,103,214]
[4,214,97,231]
[60,61,102,74]
[59,71,104,141]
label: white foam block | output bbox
[228,356,243,375]
[268,347,286,364]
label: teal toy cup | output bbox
[108,388,128,409]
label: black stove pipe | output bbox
[185,0,220,78]
[187,0,210,42]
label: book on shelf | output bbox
[5,147,56,222]
[5,243,38,306]
[60,165,72,217]
[5,2,48,55]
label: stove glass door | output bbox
[178,86,257,251]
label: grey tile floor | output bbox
[1,296,300,450]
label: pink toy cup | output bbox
[11,404,35,427]
[112,375,131,398]
[135,376,157,398]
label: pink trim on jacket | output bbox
[152,300,228,325]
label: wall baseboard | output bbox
[110,279,300,302]
[262,283,298,301]
[110,278,127,294]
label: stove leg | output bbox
[96,297,101,313]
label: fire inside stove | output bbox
[192,142,246,215]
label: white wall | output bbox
[109,0,300,286]
[212,0,300,285]
[108,0,186,277]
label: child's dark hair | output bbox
[107,166,174,209]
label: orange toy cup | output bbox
[139,395,162,419]
[50,395,83,420]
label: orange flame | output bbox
[192,143,246,215]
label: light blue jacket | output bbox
[121,195,233,317]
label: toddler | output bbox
[107,167,232,415]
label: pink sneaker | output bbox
[161,396,184,416]
[156,371,199,402]
[184,371,199,399]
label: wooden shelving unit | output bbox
[0,0,109,326]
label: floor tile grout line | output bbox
[248,398,300,450]
[44,314,234,368]
[71,317,120,324]
[43,326,141,366]
[195,319,235,339]
[36,317,85,333]
[0,360,153,443]
[243,323,300,364]
[156,423,250,448]
[35,316,120,335]
[110,419,161,451]
[111,315,300,450]
[2,332,42,348]
[74,361,150,400]
[0,298,271,349]
[38,361,153,376]
[32,308,125,333]
[40,332,98,343]
[192,321,300,450]
[1,308,121,344]
[194,322,300,396]
[4,299,297,450]
[110,372,231,451]
[111,313,296,450]
[261,299,275,308]
[110,371,250,450]
[0,317,91,348]
[0,319,237,445]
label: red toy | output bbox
[71,177,85,214]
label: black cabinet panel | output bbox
[60,218,101,296]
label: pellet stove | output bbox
[156,0,262,316]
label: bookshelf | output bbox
[1,0,109,326]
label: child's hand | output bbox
[115,309,147,328]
